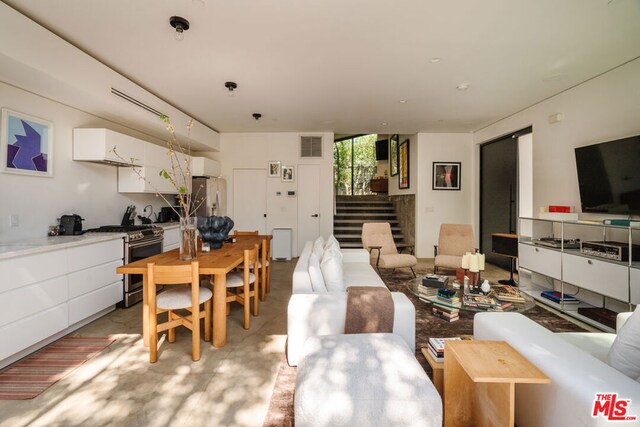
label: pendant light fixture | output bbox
[169,16,190,41]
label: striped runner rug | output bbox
[0,336,116,400]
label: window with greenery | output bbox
[334,134,377,195]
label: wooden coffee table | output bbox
[421,347,444,396]
[444,340,550,427]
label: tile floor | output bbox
[0,260,296,427]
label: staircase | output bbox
[334,195,405,248]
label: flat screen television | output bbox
[574,135,640,214]
[375,139,389,161]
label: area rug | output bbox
[0,336,117,400]
[263,267,586,426]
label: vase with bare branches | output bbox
[114,115,204,260]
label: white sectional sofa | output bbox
[474,312,640,427]
[287,240,415,366]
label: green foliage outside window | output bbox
[334,134,377,195]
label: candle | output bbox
[469,254,479,273]
[478,253,485,271]
[461,252,470,269]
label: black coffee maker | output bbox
[156,207,179,223]
[59,214,84,235]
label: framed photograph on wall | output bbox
[389,134,399,176]
[433,162,461,190]
[282,165,294,182]
[398,138,410,189]
[268,161,281,177]
[1,108,53,177]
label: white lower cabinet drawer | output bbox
[562,253,629,301]
[163,228,180,251]
[0,249,67,294]
[68,281,122,325]
[0,304,68,361]
[68,259,123,299]
[631,268,640,305]
[163,243,179,252]
[0,276,68,328]
[518,243,561,280]
[67,239,123,273]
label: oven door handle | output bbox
[128,237,164,248]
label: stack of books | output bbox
[427,337,462,362]
[432,303,460,322]
[491,284,526,304]
[540,290,579,304]
[436,289,461,307]
[418,286,438,302]
[421,274,449,289]
[463,294,500,309]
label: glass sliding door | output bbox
[334,134,377,195]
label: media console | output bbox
[518,217,639,332]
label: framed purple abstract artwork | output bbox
[1,108,53,177]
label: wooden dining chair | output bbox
[234,230,259,236]
[234,230,271,301]
[147,261,212,363]
[225,244,260,329]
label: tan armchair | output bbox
[434,224,476,273]
[361,223,417,277]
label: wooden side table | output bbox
[444,340,550,427]
[421,348,444,396]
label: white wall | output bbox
[213,132,334,256]
[473,57,640,233]
[389,134,417,196]
[0,82,166,241]
[415,133,474,257]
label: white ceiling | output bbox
[4,0,640,134]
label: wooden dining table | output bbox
[116,235,271,348]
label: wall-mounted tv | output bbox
[575,135,640,215]
[375,139,389,161]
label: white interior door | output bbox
[233,169,267,234]
[297,164,321,249]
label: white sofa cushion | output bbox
[342,263,386,288]
[607,306,640,379]
[321,251,345,292]
[556,332,617,362]
[308,253,327,293]
[312,239,325,260]
[324,234,340,251]
[295,334,441,427]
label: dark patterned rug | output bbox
[263,267,586,427]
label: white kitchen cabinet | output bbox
[163,227,180,252]
[191,156,221,177]
[73,128,144,166]
[0,237,124,369]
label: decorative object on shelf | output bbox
[433,161,461,190]
[1,108,53,177]
[179,217,197,260]
[197,216,235,250]
[268,161,281,177]
[462,252,485,288]
[481,279,491,294]
[282,165,294,182]
[398,138,410,189]
[389,134,399,176]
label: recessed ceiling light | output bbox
[381,122,388,126]
[399,100,407,104]
[169,16,190,42]
[456,83,470,91]
[430,57,442,63]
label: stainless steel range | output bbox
[87,225,163,307]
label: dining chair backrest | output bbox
[234,230,259,236]
[147,262,200,303]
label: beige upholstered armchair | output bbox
[361,223,417,277]
[434,224,476,273]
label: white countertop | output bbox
[0,233,125,261]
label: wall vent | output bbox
[111,88,167,118]
[300,135,323,158]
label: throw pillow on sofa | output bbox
[321,250,345,292]
[607,306,640,379]
[312,239,325,260]
[322,245,343,263]
[324,234,340,251]
[308,253,327,292]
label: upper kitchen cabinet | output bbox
[73,128,145,166]
[191,157,221,177]
[118,142,190,194]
